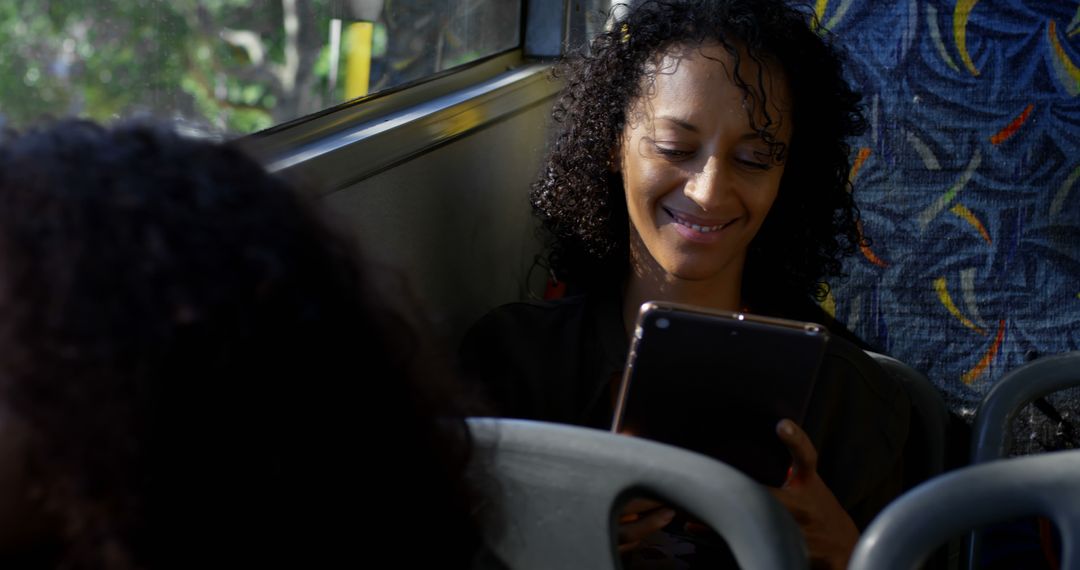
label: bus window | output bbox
[0,1,521,135]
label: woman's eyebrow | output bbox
[656,115,698,133]
[656,117,778,143]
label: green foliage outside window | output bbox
[0,0,520,135]
[0,1,341,134]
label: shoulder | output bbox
[811,334,910,455]
[776,297,878,352]
[460,297,594,364]
[820,335,906,405]
[801,325,912,526]
[464,296,590,341]
[749,292,914,526]
[457,296,595,421]
[758,296,904,416]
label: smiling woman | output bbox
[459,1,912,569]
[619,41,793,313]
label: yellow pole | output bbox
[345,22,374,99]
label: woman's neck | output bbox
[619,229,748,334]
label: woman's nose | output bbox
[683,156,731,212]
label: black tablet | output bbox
[612,301,829,487]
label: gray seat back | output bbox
[971,351,1080,464]
[965,351,1080,568]
[848,449,1080,570]
[467,418,807,570]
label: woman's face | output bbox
[618,41,793,285]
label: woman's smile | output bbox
[661,206,738,243]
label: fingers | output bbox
[683,520,711,536]
[620,498,664,517]
[617,507,675,549]
[767,487,812,523]
[769,466,861,570]
[776,419,818,483]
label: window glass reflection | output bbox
[0,1,521,135]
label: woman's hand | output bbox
[616,498,675,553]
[769,419,860,570]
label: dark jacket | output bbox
[460,293,911,529]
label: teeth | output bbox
[682,220,723,232]
[664,208,727,233]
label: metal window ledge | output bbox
[244,58,559,195]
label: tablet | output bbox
[611,301,829,487]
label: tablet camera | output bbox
[655,317,670,330]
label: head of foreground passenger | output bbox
[0,120,479,568]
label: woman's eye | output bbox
[654,145,691,158]
[738,157,773,169]
[736,156,772,170]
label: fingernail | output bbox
[778,420,795,437]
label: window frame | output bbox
[240,0,596,194]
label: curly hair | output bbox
[531,0,866,309]
[0,120,479,568]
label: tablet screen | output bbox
[612,302,829,487]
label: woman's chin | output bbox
[658,263,730,283]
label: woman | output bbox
[461,1,911,567]
[0,120,487,569]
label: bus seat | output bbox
[848,449,1080,570]
[971,351,1080,464]
[466,418,807,570]
[965,350,1080,568]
